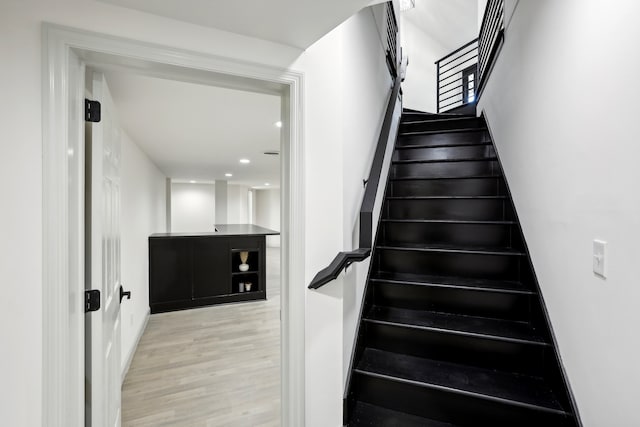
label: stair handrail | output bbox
[477,0,505,95]
[308,74,401,290]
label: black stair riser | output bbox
[377,249,522,281]
[392,159,500,179]
[348,401,458,427]
[381,222,514,248]
[389,177,506,197]
[396,130,490,147]
[400,117,485,133]
[385,198,514,221]
[393,144,495,162]
[352,374,574,427]
[446,103,478,116]
[371,281,532,321]
[363,322,548,376]
[401,112,471,122]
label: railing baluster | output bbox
[436,60,440,113]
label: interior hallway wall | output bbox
[170,182,216,232]
[291,4,399,425]
[228,184,251,224]
[477,1,640,425]
[255,188,281,247]
[120,131,166,375]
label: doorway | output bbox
[83,66,284,424]
[42,24,305,427]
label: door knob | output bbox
[119,285,131,303]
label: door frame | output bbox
[42,23,306,427]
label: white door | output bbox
[86,71,122,427]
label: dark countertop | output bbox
[150,224,280,238]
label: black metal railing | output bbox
[435,39,479,113]
[385,1,399,78]
[478,0,505,92]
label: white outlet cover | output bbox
[593,239,606,278]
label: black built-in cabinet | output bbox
[149,226,277,313]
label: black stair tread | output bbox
[400,127,487,136]
[377,242,525,256]
[382,219,516,225]
[350,401,459,427]
[355,348,570,415]
[395,141,491,149]
[393,157,497,164]
[365,306,548,345]
[390,175,501,181]
[371,272,534,295]
[386,195,507,200]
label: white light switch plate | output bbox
[593,240,606,278]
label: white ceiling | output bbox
[96,0,373,49]
[103,70,282,187]
[403,0,478,52]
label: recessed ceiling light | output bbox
[264,183,270,186]
[239,158,250,164]
[275,121,282,128]
[225,173,233,177]
[189,180,196,183]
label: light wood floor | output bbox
[122,247,281,427]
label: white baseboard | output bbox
[121,307,150,384]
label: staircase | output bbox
[345,111,579,426]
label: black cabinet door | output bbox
[149,238,192,304]
[193,237,230,298]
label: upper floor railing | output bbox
[478,0,505,90]
[435,0,505,112]
[435,39,478,113]
[385,1,400,78]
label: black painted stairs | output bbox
[344,111,579,426]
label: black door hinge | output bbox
[85,99,101,123]
[85,289,101,313]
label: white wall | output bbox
[338,3,393,392]
[120,131,166,375]
[228,184,251,224]
[477,0,488,29]
[291,24,345,425]
[477,1,640,425]
[292,5,395,425]
[401,0,478,112]
[255,189,281,247]
[214,180,228,224]
[170,183,216,232]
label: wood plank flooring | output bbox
[122,247,281,426]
